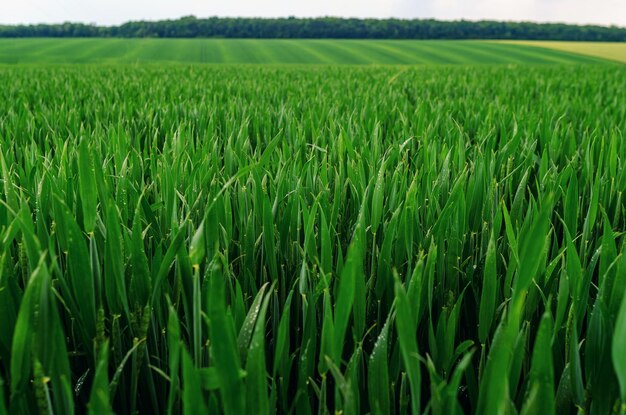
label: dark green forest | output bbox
[1,16,625,40]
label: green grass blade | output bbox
[476,317,517,415]
[520,312,555,415]
[613,288,626,402]
[237,282,269,363]
[104,200,129,318]
[88,341,114,415]
[368,311,393,415]
[333,223,364,362]
[78,138,98,234]
[208,256,245,415]
[245,283,273,415]
[394,276,421,415]
[478,232,497,344]
[182,349,208,414]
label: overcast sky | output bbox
[2,0,625,27]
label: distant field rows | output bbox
[0,38,613,65]
[501,40,626,63]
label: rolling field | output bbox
[0,38,613,64]
[2,62,626,415]
[502,40,626,63]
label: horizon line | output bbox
[2,15,625,30]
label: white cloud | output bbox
[398,0,626,26]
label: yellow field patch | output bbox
[499,40,626,63]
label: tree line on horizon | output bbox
[1,16,625,41]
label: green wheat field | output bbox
[1,40,626,415]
